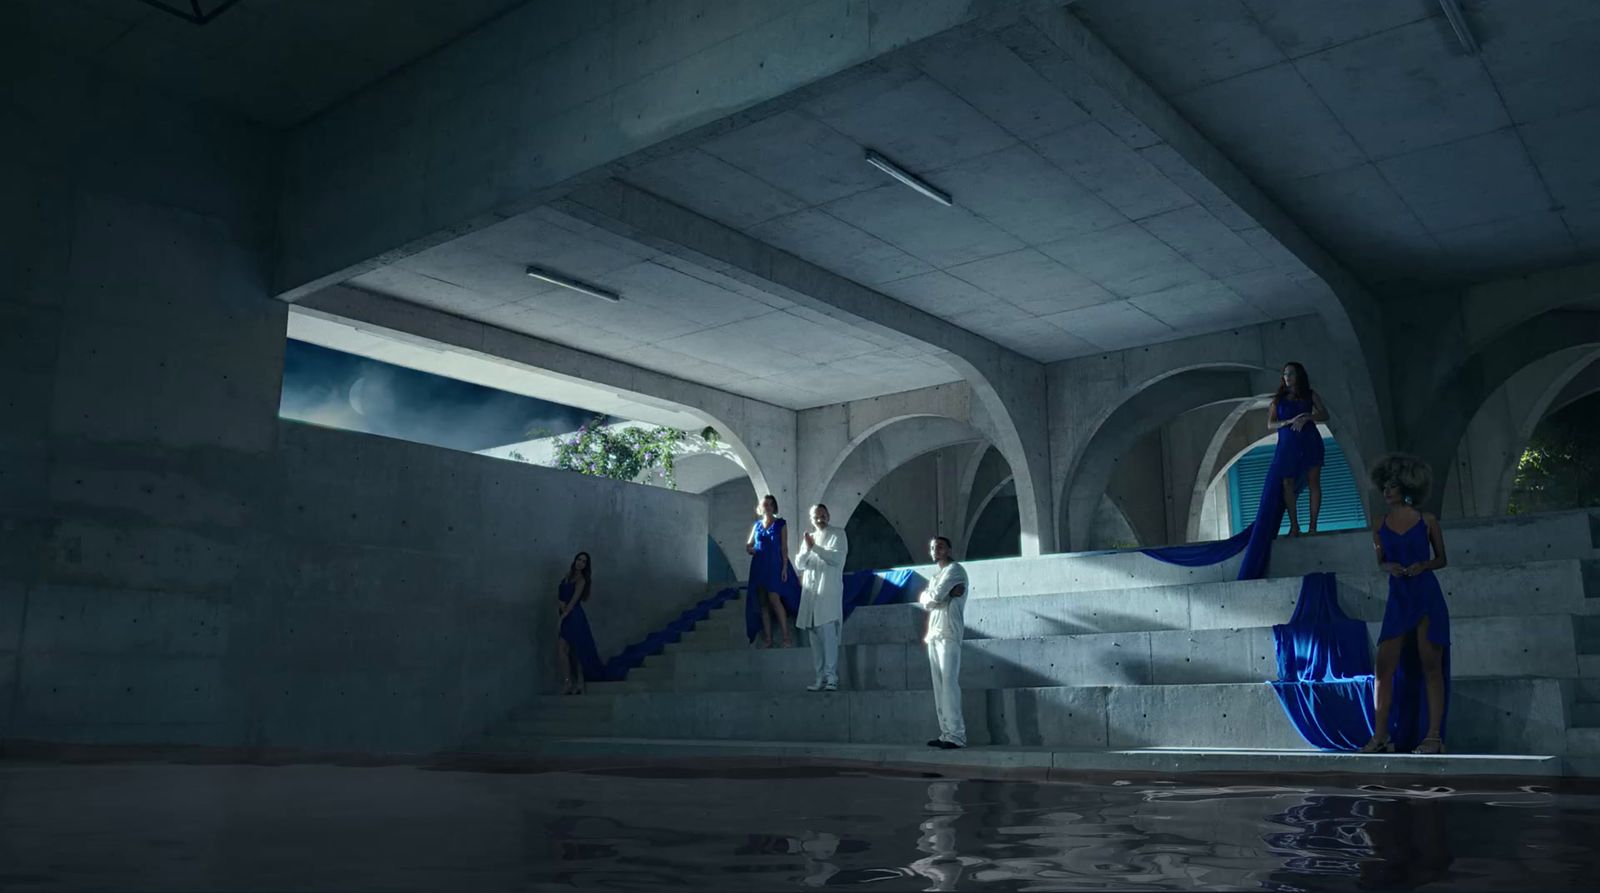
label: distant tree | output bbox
[1508,395,1600,514]
[550,416,688,489]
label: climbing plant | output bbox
[1508,396,1600,514]
[550,416,689,489]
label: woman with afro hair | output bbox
[1360,454,1450,754]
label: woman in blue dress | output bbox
[1360,455,1450,754]
[556,551,605,694]
[746,494,798,648]
[1267,362,1329,536]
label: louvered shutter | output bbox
[1227,437,1366,535]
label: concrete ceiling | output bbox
[1077,0,1600,294]
[362,19,1325,405]
[14,0,527,126]
[609,30,1312,361]
[347,206,961,410]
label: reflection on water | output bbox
[528,768,1600,891]
[3,763,1598,890]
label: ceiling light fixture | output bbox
[1436,0,1479,54]
[525,266,621,303]
[864,149,952,207]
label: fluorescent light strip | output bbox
[1437,0,1479,54]
[864,150,952,206]
[525,266,621,303]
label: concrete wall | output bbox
[708,477,759,583]
[1,46,708,756]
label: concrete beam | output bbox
[276,0,1068,300]
[1018,6,1394,466]
[295,285,800,512]
[555,179,1057,554]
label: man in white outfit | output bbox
[919,536,968,748]
[795,503,848,691]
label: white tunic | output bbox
[918,561,969,643]
[794,526,848,628]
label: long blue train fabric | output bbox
[1268,572,1450,752]
[1140,445,1303,579]
[1269,572,1376,750]
[593,569,924,681]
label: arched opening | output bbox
[1507,390,1600,514]
[1443,346,1600,517]
[844,502,916,572]
[1197,426,1367,536]
[965,482,1021,560]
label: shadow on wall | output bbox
[708,536,736,583]
[845,503,914,572]
[967,495,1020,561]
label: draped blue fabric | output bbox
[558,580,609,682]
[1268,572,1377,751]
[744,517,802,642]
[844,567,920,619]
[1376,519,1452,752]
[1143,397,1319,580]
[603,588,740,680]
[600,568,925,680]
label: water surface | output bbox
[1,761,1595,890]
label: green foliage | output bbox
[1508,399,1600,514]
[550,416,688,489]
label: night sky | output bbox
[279,339,603,453]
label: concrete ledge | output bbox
[500,678,1571,755]
[468,736,1565,779]
[618,613,1578,693]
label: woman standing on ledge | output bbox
[556,551,603,695]
[1361,455,1451,755]
[747,494,796,648]
[1268,361,1329,536]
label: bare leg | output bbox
[557,639,574,694]
[1415,618,1446,751]
[1281,476,1301,535]
[755,586,773,647]
[1306,466,1323,534]
[768,591,792,646]
[1363,636,1403,751]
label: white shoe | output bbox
[806,682,824,692]
[823,681,838,691]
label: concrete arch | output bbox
[1183,398,1270,542]
[819,415,986,536]
[1444,345,1600,517]
[1059,367,1269,551]
[1548,358,1600,416]
[1403,309,1600,513]
[963,472,1016,550]
[1051,320,1391,551]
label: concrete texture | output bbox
[0,47,711,756]
[475,512,1597,772]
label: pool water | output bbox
[1,761,1596,890]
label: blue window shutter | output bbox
[1227,437,1365,536]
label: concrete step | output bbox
[637,614,1578,693]
[1576,614,1600,652]
[1577,677,1600,702]
[458,736,1563,779]
[486,678,1568,756]
[1267,509,1594,578]
[828,512,1592,606]
[674,560,1590,654]
[1567,727,1600,756]
[1582,655,1600,678]
[1571,703,1600,727]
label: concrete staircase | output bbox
[470,509,1600,777]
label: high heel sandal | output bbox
[1358,735,1394,754]
[561,678,575,695]
[1413,736,1445,755]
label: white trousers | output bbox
[808,620,841,686]
[926,638,965,745]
